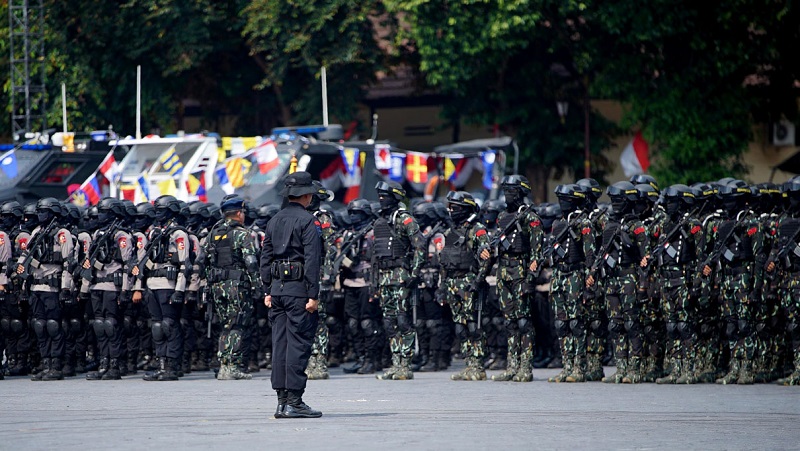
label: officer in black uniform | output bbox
[260,171,323,419]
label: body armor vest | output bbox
[778,218,800,269]
[150,226,183,265]
[32,228,61,264]
[94,229,123,265]
[497,211,530,255]
[209,223,245,268]
[373,215,409,261]
[716,219,753,263]
[601,221,639,266]
[551,219,584,265]
[440,226,474,271]
[662,219,695,265]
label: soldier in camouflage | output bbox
[490,175,543,382]
[372,181,425,381]
[547,184,594,383]
[438,191,491,381]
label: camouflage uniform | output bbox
[767,207,800,385]
[373,207,425,380]
[205,217,262,380]
[440,218,491,381]
[307,209,335,379]
[492,205,543,382]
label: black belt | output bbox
[499,256,525,266]
[33,275,60,287]
[724,266,750,276]
[660,267,685,279]
[376,258,406,270]
[556,263,582,272]
[610,267,637,277]
[208,268,244,282]
[95,276,116,283]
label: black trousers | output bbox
[91,290,124,359]
[145,289,184,359]
[29,291,64,359]
[269,295,318,391]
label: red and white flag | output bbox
[620,131,650,177]
[255,138,280,174]
[374,144,392,170]
[98,150,120,182]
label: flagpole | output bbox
[62,84,68,133]
[321,66,328,126]
[136,65,142,139]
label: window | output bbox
[40,162,80,185]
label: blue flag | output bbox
[1,151,18,179]
[482,150,496,190]
[389,153,405,182]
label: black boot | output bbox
[181,353,192,375]
[102,359,122,380]
[274,389,288,419]
[62,354,76,377]
[31,358,49,381]
[420,351,441,372]
[143,357,167,381]
[357,352,376,375]
[75,353,86,373]
[43,357,64,381]
[127,353,138,375]
[84,352,99,372]
[10,354,30,376]
[86,357,109,381]
[158,358,180,381]
[411,350,428,372]
[343,356,365,374]
[282,389,322,418]
[192,350,210,371]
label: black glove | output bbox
[59,289,75,304]
[169,291,185,305]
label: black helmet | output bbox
[630,174,658,192]
[635,183,659,203]
[446,191,479,212]
[153,195,181,223]
[376,181,405,212]
[480,199,506,227]
[36,197,63,223]
[255,204,280,229]
[120,199,137,219]
[1,201,23,219]
[62,203,81,226]
[691,183,718,201]
[783,177,800,210]
[662,184,696,216]
[412,202,438,229]
[134,202,156,231]
[756,182,782,212]
[554,184,587,214]
[500,175,531,208]
[205,204,222,228]
[576,178,603,201]
[606,181,638,215]
[537,202,563,231]
[718,180,751,214]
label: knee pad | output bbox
[92,319,106,339]
[504,319,518,333]
[415,319,425,330]
[624,320,636,333]
[426,319,441,330]
[481,316,491,328]
[454,323,468,341]
[666,322,679,340]
[699,322,713,337]
[755,322,767,335]
[10,319,25,334]
[123,317,133,335]
[467,321,479,338]
[325,316,338,327]
[492,316,504,329]
[397,314,413,334]
[103,317,118,337]
[360,319,377,336]
[554,320,569,338]
[0,318,10,333]
[677,321,694,340]
[382,317,398,335]
[69,318,83,336]
[517,318,533,335]
[737,319,751,337]
[179,317,190,329]
[569,319,584,336]
[725,321,737,340]
[349,318,360,332]
[33,319,46,339]
[46,319,61,338]
[257,318,268,329]
[151,321,165,342]
[608,321,624,335]
[590,320,603,333]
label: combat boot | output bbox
[468,357,487,381]
[513,357,533,382]
[182,353,193,375]
[622,357,643,384]
[282,389,322,419]
[315,355,329,379]
[305,354,319,378]
[142,357,167,381]
[11,354,30,376]
[192,350,210,371]
[548,350,572,383]
[586,353,605,382]
[411,350,428,372]
[357,355,376,375]
[695,350,716,383]
[376,354,401,380]
[492,354,519,381]
[656,358,681,384]
[75,353,86,374]
[392,356,414,380]
[602,358,627,384]
[248,356,260,373]
[566,355,587,383]
[43,358,64,381]
[86,357,109,381]
[127,353,138,375]
[274,389,288,419]
[778,354,800,386]
[736,359,754,385]
[676,357,698,384]
[157,358,180,381]
[136,353,151,371]
[343,356,364,374]
[62,354,76,377]
[30,358,49,381]
[218,364,253,380]
[102,359,122,380]
[327,353,341,368]
[451,357,474,381]
[420,351,441,372]
[439,350,452,370]
[715,358,740,385]
[264,351,272,370]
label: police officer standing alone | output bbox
[260,172,323,419]
[205,197,262,380]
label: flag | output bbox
[226,158,252,188]
[120,185,137,202]
[0,150,18,179]
[406,152,428,184]
[222,137,259,156]
[341,147,359,176]
[620,131,651,177]
[98,150,119,182]
[157,145,184,176]
[157,179,177,197]
[137,172,151,201]
[481,150,496,190]
[389,153,405,182]
[374,144,392,170]
[443,157,474,188]
[186,172,208,202]
[320,158,344,192]
[216,166,234,195]
[443,157,457,182]
[255,139,280,174]
[68,175,101,207]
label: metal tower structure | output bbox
[9,0,47,142]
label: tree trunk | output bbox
[526,164,551,204]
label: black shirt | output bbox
[260,202,322,299]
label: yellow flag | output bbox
[157,145,184,176]
[226,158,252,188]
[157,178,177,197]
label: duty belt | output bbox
[377,257,406,270]
[556,263,582,272]
[609,266,637,277]
[724,265,750,276]
[660,266,685,279]
[499,256,525,266]
[33,275,60,288]
[208,268,244,283]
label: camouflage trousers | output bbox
[695,274,724,371]
[721,267,756,360]
[781,273,800,369]
[550,268,586,362]
[659,270,695,361]
[641,272,664,361]
[211,282,251,366]
[310,290,330,358]
[497,262,534,369]
[604,271,643,359]
[584,281,607,358]
[444,275,485,361]
[378,283,416,358]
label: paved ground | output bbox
[1,362,799,450]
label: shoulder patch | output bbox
[19,238,28,250]
[176,237,185,251]
[581,227,591,235]
[314,220,321,227]
[475,229,487,237]
[58,231,67,244]
[747,227,757,237]
[321,222,331,229]
[529,220,541,227]
[633,226,645,235]
[690,225,701,235]
[137,236,144,249]
[403,217,413,225]
[118,237,127,249]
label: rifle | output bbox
[130,226,165,281]
[694,218,738,283]
[332,219,376,276]
[490,203,535,251]
[79,219,122,284]
[538,216,579,278]
[410,286,419,354]
[767,219,800,269]
[586,222,623,286]
[14,218,59,281]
